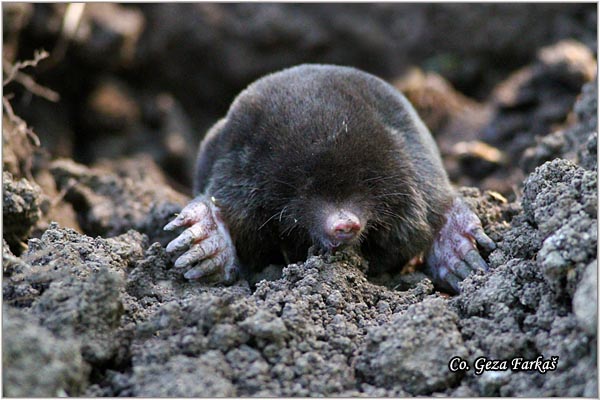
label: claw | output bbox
[425,197,495,293]
[166,218,214,253]
[174,236,223,269]
[464,249,489,271]
[184,258,221,280]
[444,273,462,293]
[163,194,240,284]
[453,261,473,279]
[164,218,182,232]
[471,226,496,252]
[164,201,209,231]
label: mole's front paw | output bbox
[424,197,496,293]
[164,195,238,284]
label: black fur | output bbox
[194,64,454,274]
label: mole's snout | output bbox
[324,210,362,248]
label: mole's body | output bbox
[165,65,495,292]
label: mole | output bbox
[164,64,496,293]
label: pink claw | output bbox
[164,195,239,284]
[424,197,495,293]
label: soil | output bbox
[2,3,597,397]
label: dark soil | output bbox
[2,3,597,397]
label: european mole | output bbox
[164,64,495,293]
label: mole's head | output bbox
[266,117,415,255]
[236,80,423,257]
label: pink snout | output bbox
[325,210,362,247]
